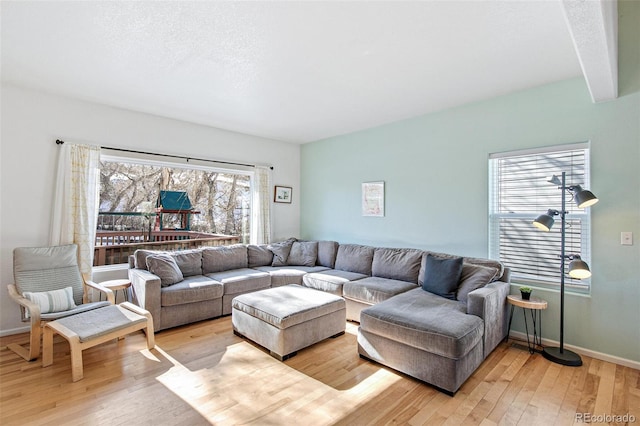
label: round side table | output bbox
[100,279,131,305]
[507,294,547,354]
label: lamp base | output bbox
[542,346,583,366]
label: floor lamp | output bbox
[532,172,598,367]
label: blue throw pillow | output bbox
[421,254,463,300]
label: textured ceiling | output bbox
[1,1,584,143]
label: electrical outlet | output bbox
[621,232,633,245]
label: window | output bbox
[489,143,592,289]
[96,155,254,264]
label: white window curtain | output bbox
[49,143,101,280]
[251,166,272,244]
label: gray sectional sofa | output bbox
[128,239,510,394]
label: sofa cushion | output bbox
[253,265,330,287]
[334,244,375,275]
[247,245,274,268]
[421,254,463,300]
[456,263,499,303]
[171,249,203,277]
[303,269,368,295]
[317,241,339,268]
[206,268,271,295]
[161,275,223,307]
[360,288,482,359]
[343,276,417,305]
[202,245,248,274]
[146,254,184,287]
[268,239,295,266]
[372,248,422,283]
[287,241,318,267]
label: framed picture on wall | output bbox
[274,185,293,203]
[362,181,384,217]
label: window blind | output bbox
[489,143,591,288]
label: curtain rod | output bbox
[55,139,273,170]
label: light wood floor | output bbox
[1,317,638,426]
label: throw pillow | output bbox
[146,254,184,287]
[456,263,499,303]
[421,254,463,300]
[268,239,295,266]
[133,249,164,270]
[287,241,318,267]
[23,286,76,318]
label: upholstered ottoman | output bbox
[232,284,346,360]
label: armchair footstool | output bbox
[232,284,346,361]
[42,302,154,382]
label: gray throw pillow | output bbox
[269,239,295,266]
[421,254,463,300]
[146,254,184,287]
[287,241,318,266]
[456,263,499,303]
[134,249,163,270]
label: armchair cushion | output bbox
[14,244,85,305]
[23,286,76,317]
[40,301,111,321]
[146,254,184,287]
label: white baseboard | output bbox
[508,330,640,370]
[0,326,30,337]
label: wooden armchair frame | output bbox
[7,280,115,361]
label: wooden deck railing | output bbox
[93,231,241,266]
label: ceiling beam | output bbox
[561,0,618,102]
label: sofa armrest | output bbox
[467,279,510,358]
[128,268,162,332]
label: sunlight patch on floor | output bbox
[153,338,402,424]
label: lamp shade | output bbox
[568,255,591,279]
[533,209,557,231]
[572,185,599,208]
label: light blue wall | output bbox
[301,3,639,362]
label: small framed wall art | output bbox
[274,185,293,203]
[362,181,384,217]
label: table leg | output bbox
[531,308,542,347]
[522,308,534,353]
[506,305,515,343]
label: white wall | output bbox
[0,83,301,334]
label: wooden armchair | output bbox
[7,244,115,361]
